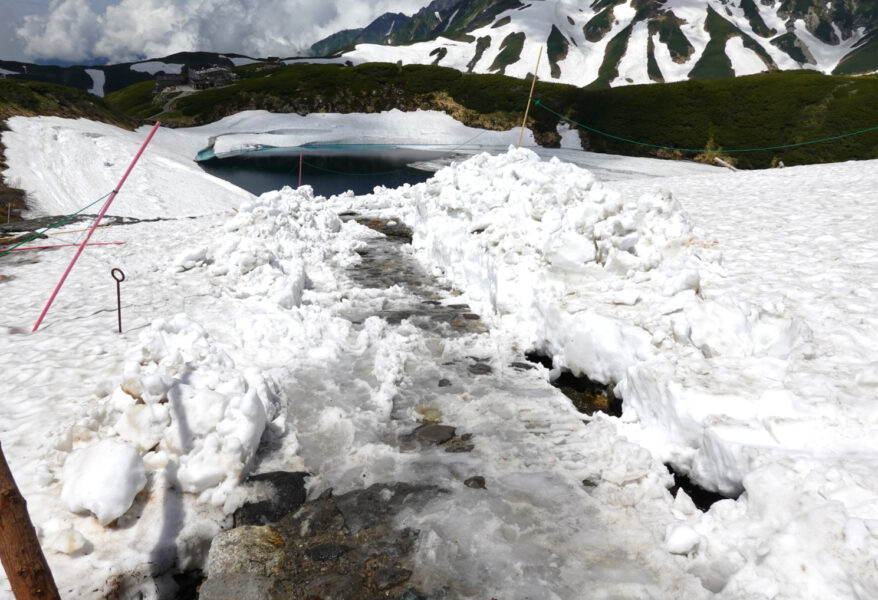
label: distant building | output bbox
[189,66,236,89]
[154,73,186,93]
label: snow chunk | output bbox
[60,440,146,526]
[666,524,702,555]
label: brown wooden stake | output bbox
[517,46,543,149]
[0,442,60,600]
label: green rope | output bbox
[0,192,112,256]
[533,99,878,154]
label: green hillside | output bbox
[100,62,878,171]
[0,79,134,221]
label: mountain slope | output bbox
[312,0,878,87]
[0,52,257,98]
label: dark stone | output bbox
[306,543,352,561]
[447,304,469,309]
[413,424,456,444]
[509,361,536,370]
[397,590,427,600]
[303,573,365,598]
[172,569,203,600]
[421,300,441,306]
[336,483,442,534]
[464,476,486,489]
[198,573,272,600]
[467,363,493,375]
[444,444,474,453]
[460,433,473,441]
[233,471,308,526]
[375,567,412,590]
[437,378,452,388]
[462,313,480,320]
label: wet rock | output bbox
[464,476,486,490]
[306,543,352,562]
[375,567,413,590]
[198,573,272,600]
[462,313,480,320]
[509,361,535,371]
[233,471,308,526]
[206,526,285,578]
[437,378,452,388]
[336,483,442,534]
[412,424,456,444]
[467,363,493,375]
[447,303,469,310]
[444,443,475,453]
[303,573,365,598]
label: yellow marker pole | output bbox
[517,46,543,149]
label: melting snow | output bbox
[1,113,878,599]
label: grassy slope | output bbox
[573,70,878,169]
[100,62,878,170]
[0,80,134,221]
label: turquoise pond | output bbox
[197,148,446,197]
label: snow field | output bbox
[2,113,878,598]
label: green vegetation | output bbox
[648,15,695,63]
[492,16,511,28]
[833,30,878,74]
[688,7,738,79]
[467,36,492,72]
[0,79,134,221]
[430,48,449,65]
[547,25,570,79]
[686,6,777,80]
[646,36,664,82]
[14,61,864,175]
[0,62,94,92]
[104,80,161,119]
[0,79,132,125]
[488,32,526,74]
[587,24,633,88]
[569,70,878,169]
[741,0,774,37]
[771,33,813,64]
[584,8,615,43]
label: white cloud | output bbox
[6,0,430,63]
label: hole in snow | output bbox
[524,351,621,417]
[666,464,738,512]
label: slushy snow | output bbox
[1,112,878,599]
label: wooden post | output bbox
[0,442,60,600]
[517,46,543,149]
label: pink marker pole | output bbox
[32,122,161,332]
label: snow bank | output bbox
[2,116,253,218]
[131,61,183,75]
[60,440,146,525]
[342,147,878,598]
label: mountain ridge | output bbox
[310,0,878,86]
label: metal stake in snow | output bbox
[111,268,125,333]
[517,46,543,149]
[32,121,161,333]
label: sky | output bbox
[0,0,429,64]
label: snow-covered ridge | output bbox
[338,0,877,87]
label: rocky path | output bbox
[199,216,708,600]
